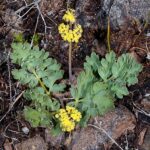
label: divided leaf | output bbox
[11,42,65,93]
[11,42,64,127]
[70,70,94,100]
[72,51,142,122]
[93,92,115,115]
[24,107,52,127]
[98,51,116,81]
[84,52,100,72]
[24,87,60,111]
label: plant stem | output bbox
[75,99,79,107]
[107,16,111,52]
[69,42,72,82]
[32,69,51,96]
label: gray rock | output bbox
[75,0,101,29]
[69,105,136,150]
[76,0,150,30]
[99,0,150,30]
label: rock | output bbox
[134,98,150,125]
[138,128,147,146]
[0,133,5,148]
[15,135,48,150]
[140,126,150,150]
[21,126,30,135]
[98,0,150,30]
[4,139,13,150]
[69,105,136,150]
[75,0,101,29]
[45,128,65,148]
[75,0,150,30]
[3,9,22,30]
[40,0,65,15]
[0,51,7,66]
[141,98,150,113]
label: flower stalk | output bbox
[69,42,72,81]
[58,9,83,82]
[107,16,111,52]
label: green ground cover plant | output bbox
[11,41,142,132]
[10,8,142,134]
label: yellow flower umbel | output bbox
[58,9,83,44]
[55,106,82,132]
[58,8,83,82]
[58,23,82,43]
[63,9,76,23]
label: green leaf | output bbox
[98,67,109,81]
[92,81,108,94]
[105,51,116,62]
[70,70,94,100]
[127,76,138,86]
[24,107,51,127]
[79,114,90,127]
[14,33,25,43]
[11,42,65,93]
[93,92,115,115]
[98,51,116,81]
[111,84,129,99]
[84,52,100,71]
[50,124,63,136]
[12,69,38,87]
[112,62,119,78]
[24,87,60,111]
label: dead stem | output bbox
[30,13,39,48]
[88,123,124,150]
[0,91,25,123]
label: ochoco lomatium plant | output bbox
[11,9,142,134]
[58,9,83,82]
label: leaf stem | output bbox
[75,99,79,107]
[32,69,51,96]
[69,42,72,82]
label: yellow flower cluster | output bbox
[55,106,82,132]
[63,9,76,23]
[58,9,83,43]
[58,23,82,43]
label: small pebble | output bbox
[146,33,150,37]
[22,127,29,134]
[146,53,150,60]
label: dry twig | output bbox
[0,91,25,123]
[88,118,124,150]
